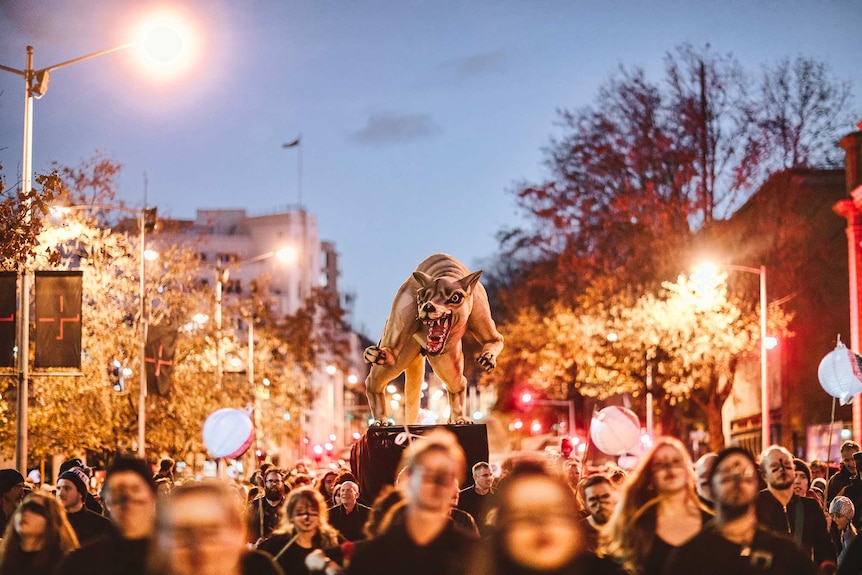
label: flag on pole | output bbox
[34,271,83,369]
[145,324,177,396]
[282,136,301,148]
[0,272,17,368]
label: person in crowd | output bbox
[57,455,157,575]
[56,466,112,545]
[663,446,816,575]
[580,473,619,553]
[362,485,403,540]
[564,458,583,500]
[755,445,836,573]
[329,481,372,542]
[840,453,862,530]
[794,458,817,499]
[347,428,477,575]
[831,496,857,567]
[693,453,718,509]
[467,459,622,575]
[813,478,829,504]
[0,468,25,532]
[153,457,175,487]
[317,470,339,506]
[0,490,79,575]
[58,459,103,515]
[449,481,480,538]
[148,480,283,575]
[811,460,830,481]
[257,486,343,575]
[601,436,710,575]
[829,442,860,504]
[332,483,343,507]
[458,461,497,536]
[247,468,287,544]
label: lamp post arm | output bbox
[36,43,133,77]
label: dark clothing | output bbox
[457,486,497,535]
[645,535,676,575]
[347,517,476,575]
[328,503,372,542]
[490,552,624,575]
[66,507,112,546]
[829,467,855,505]
[257,533,342,575]
[663,525,817,575]
[579,517,602,554]
[0,548,68,575]
[449,508,480,538]
[56,532,149,575]
[247,495,284,543]
[755,490,836,569]
[241,550,286,575]
[84,492,104,516]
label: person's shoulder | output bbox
[572,552,627,575]
[256,532,293,554]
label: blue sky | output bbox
[1,0,860,338]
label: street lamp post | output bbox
[1,29,184,474]
[696,263,770,450]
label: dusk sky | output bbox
[1,1,860,338]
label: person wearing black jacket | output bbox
[755,446,836,574]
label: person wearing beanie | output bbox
[58,459,104,515]
[57,467,111,546]
[829,495,857,566]
[0,468,25,531]
[57,455,157,575]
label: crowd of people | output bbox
[4,433,862,574]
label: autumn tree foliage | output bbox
[485,44,852,449]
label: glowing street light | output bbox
[694,261,771,450]
[0,17,189,472]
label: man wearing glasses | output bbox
[755,445,836,573]
[348,428,477,575]
[247,468,286,544]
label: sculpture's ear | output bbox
[459,270,483,291]
[412,271,434,289]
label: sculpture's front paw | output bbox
[371,418,393,426]
[476,351,496,372]
[448,417,472,425]
[364,346,388,365]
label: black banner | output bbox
[146,324,177,396]
[35,271,83,369]
[0,272,17,368]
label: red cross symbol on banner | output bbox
[37,295,81,340]
[146,345,173,376]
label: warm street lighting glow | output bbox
[325,364,337,376]
[143,249,159,261]
[130,9,198,80]
[347,374,358,385]
[276,246,298,264]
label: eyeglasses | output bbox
[293,512,319,520]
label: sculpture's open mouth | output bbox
[423,312,451,355]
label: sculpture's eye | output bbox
[448,292,463,305]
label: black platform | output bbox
[350,424,489,502]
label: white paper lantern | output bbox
[818,340,862,405]
[202,408,255,459]
[590,405,642,456]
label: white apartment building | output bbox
[155,207,364,465]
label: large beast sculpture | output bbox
[364,253,504,425]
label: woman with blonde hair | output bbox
[0,491,79,575]
[601,436,710,575]
[257,486,343,574]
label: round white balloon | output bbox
[590,405,642,456]
[202,408,255,459]
[818,341,862,405]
